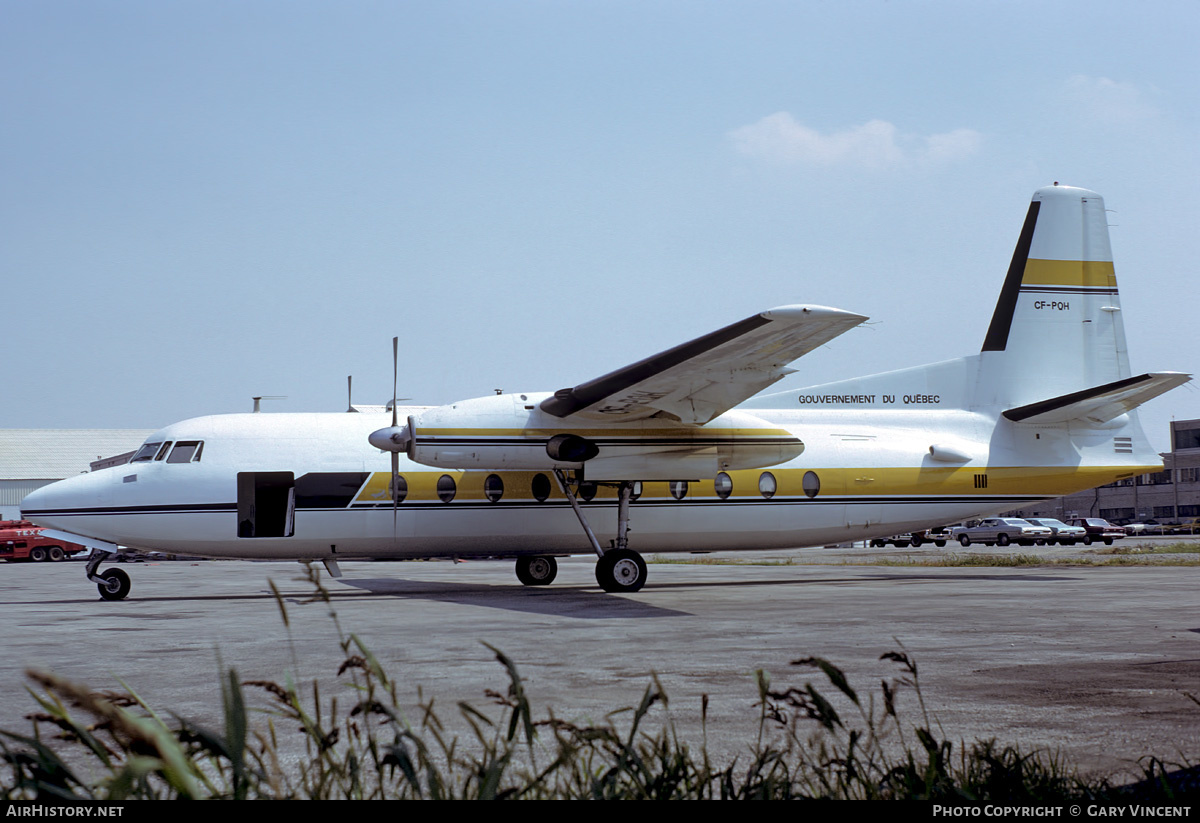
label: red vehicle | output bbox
[0,520,88,563]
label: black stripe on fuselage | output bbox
[27,494,1041,518]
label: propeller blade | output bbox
[391,337,399,428]
[391,450,399,534]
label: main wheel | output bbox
[48,546,65,562]
[29,546,47,562]
[959,534,971,547]
[997,534,1010,547]
[97,568,131,601]
[595,549,647,593]
[515,556,558,586]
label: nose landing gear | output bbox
[86,550,132,601]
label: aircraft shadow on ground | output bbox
[335,577,691,619]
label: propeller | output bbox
[367,338,416,532]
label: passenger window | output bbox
[758,472,777,500]
[579,481,597,501]
[715,472,733,500]
[390,475,408,503]
[484,474,504,503]
[167,441,203,463]
[802,471,820,499]
[437,475,457,503]
[531,473,551,503]
[669,480,688,500]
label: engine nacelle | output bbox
[546,433,599,462]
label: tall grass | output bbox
[1,567,1194,800]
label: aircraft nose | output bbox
[20,472,108,531]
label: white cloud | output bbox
[729,112,982,169]
[1062,75,1160,123]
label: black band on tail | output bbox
[981,200,1040,352]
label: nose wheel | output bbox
[97,568,131,601]
[86,550,132,601]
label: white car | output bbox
[952,518,1053,547]
[1024,518,1088,545]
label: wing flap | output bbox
[540,305,866,424]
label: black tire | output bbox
[959,534,971,547]
[1083,535,1093,546]
[1104,537,1113,546]
[997,534,1010,547]
[870,540,883,548]
[515,556,557,586]
[29,546,47,562]
[97,569,131,601]
[48,546,65,562]
[910,537,922,548]
[595,549,647,593]
[935,541,946,548]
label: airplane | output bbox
[21,184,1191,601]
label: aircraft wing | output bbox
[1002,372,1192,425]
[540,305,867,425]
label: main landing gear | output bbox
[86,550,131,601]
[546,470,647,594]
[515,555,558,586]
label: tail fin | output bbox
[978,184,1129,407]
[760,184,1189,417]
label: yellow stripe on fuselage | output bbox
[353,464,1156,505]
[1022,259,1117,288]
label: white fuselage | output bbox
[21,400,1157,562]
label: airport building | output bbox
[1009,418,1200,525]
[0,430,154,520]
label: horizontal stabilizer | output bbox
[1002,372,1191,425]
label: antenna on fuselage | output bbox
[252,396,286,413]
[347,376,356,412]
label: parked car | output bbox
[952,518,1053,547]
[1169,518,1200,536]
[1063,518,1125,545]
[909,527,951,548]
[1023,518,1088,546]
[869,534,916,548]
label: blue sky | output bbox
[4,1,1198,451]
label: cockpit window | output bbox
[167,441,203,463]
[154,442,173,461]
[131,442,163,462]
